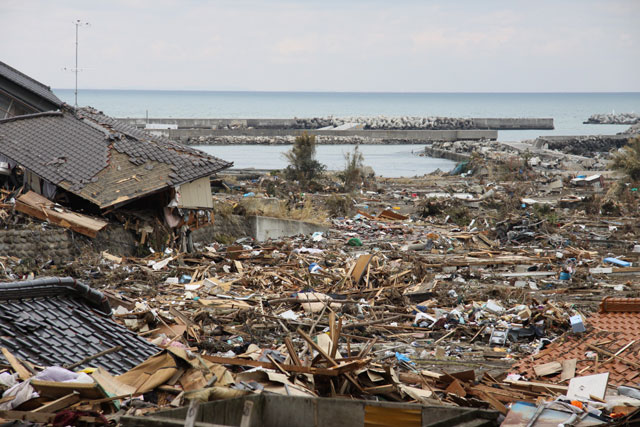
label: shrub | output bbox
[325,194,355,218]
[339,145,366,192]
[283,132,326,188]
[610,137,640,181]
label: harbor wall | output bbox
[164,128,497,141]
[118,117,553,130]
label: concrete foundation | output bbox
[191,214,326,243]
[119,394,499,427]
[248,215,327,241]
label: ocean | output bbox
[54,89,640,177]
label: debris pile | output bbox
[2,163,640,425]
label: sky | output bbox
[1,0,639,92]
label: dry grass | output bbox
[238,198,329,225]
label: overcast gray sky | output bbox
[1,0,638,92]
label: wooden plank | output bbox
[33,392,80,413]
[296,328,364,393]
[30,380,106,400]
[586,344,640,369]
[327,358,371,374]
[560,359,577,381]
[202,355,339,376]
[504,379,568,394]
[1,347,31,381]
[445,379,466,397]
[15,191,107,238]
[64,345,123,370]
[330,317,342,360]
[363,384,395,394]
[284,337,302,367]
[470,390,507,415]
[377,209,408,221]
[533,361,562,377]
[351,254,374,284]
[0,396,15,405]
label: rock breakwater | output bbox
[585,113,640,125]
[292,116,475,130]
[533,135,630,156]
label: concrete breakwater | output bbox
[291,116,553,130]
[585,113,640,125]
[163,128,497,144]
[119,116,553,131]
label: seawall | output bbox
[160,128,497,142]
[118,117,553,130]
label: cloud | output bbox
[0,0,638,91]
[275,37,314,56]
[411,27,516,53]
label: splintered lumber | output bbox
[202,355,343,376]
[1,347,31,381]
[422,255,548,268]
[30,380,106,400]
[342,314,404,330]
[15,191,107,238]
[504,379,568,394]
[378,209,408,221]
[585,343,640,369]
[63,345,123,370]
[351,254,374,284]
[533,361,562,377]
[284,337,302,366]
[33,392,80,413]
[468,390,508,415]
[296,328,364,392]
[560,359,577,381]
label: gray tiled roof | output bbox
[78,108,233,186]
[0,111,109,188]
[0,277,158,374]
[0,61,63,107]
[0,107,232,207]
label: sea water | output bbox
[54,89,640,176]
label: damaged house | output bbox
[0,60,63,118]
[0,106,232,248]
[0,61,232,252]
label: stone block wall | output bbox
[0,228,75,263]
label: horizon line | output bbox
[52,88,640,95]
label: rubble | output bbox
[0,160,638,425]
[1,61,640,426]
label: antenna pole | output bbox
[75,20,79,108]
[71,20,89,110]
